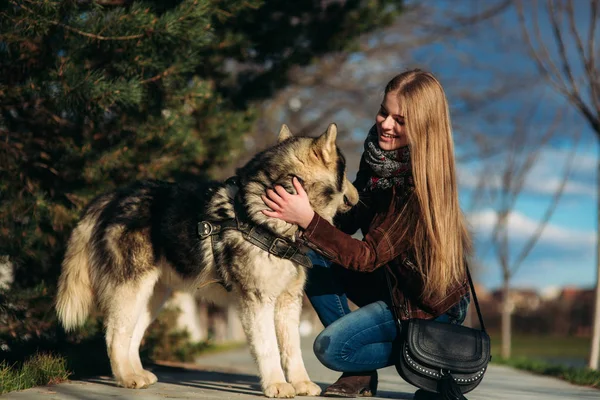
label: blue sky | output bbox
[459,138,597,290]
[410,1,599,291]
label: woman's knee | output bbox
[313,330,330,363]
[313,330,340,371]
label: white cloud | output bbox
[481,255,597,291]
[458,146,596,197]
[526,177,595,196]
[470,210,597,290]
[468,209,596,247]
[569,150,596,172]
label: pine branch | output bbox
[140,66,176,84]
[13,1,146,41]
[51,21,145,41]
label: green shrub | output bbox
[0,353,70,394]
[141,307,213,363]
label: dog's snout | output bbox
[342,181,359,208]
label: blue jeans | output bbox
[305,250,468,372]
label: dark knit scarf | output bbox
[363,125,413,191]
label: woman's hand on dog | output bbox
[262,176,315,229]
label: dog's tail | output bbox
[56,218,95,331]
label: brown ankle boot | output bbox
[323,371,378,397]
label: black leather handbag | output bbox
[385,265,490,399]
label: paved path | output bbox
[4,336,599,399]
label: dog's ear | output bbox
[313,123,337,164]
[277,124,293,143]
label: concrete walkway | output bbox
[4,336,599,399]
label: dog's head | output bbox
[274,123,359,220]
[236,123,359,234]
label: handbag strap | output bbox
[384,267,403,323]
[465,261,487,332]
[384,260,487,333]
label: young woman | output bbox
[262,69,472,400]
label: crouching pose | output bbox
[263,69,472,400]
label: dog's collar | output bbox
[197,218,312,269]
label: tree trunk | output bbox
[589,145,600,370]
[591,271,600,369]
[501,276,512,359]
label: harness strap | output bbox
[198,219,313,269]
[198,219,238,237]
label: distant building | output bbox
[540,286,562,301]
[490,288,541,312]
[558,286,595,336]
[559,286,594,303]
[472,283,491,301]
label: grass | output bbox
[193,340,246,355]
[490,334,591,360]
[0,353,70,394]
[489,334,600,389]
[493,357,600,389]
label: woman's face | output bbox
[375,91,408,151]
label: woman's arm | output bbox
[300,207,409,272]
[262,178,412,273]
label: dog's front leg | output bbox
[238,296,296,398]
[275,290,321,396]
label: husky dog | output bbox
[55,124,359,398]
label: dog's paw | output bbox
[292,380,321,396]
[264,382,296,398]
[117,374,150,389]
[141,370,158,385]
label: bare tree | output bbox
[215,1,519,181]
[515,0,600,369]
[473,107,578,359]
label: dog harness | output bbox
[197,218,312,269]
[196,176,313,291]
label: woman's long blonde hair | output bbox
[386,69,471,298]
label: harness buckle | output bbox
[198,221,214,239]
[269,237,287,256]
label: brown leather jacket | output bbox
[299,183,468,321]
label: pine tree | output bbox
[0,0,403,287]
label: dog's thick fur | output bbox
[55,124,359,397]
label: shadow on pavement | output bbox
[375,389,415,399]
[74,364,416,399]
[155,365,264,396]
[51,384,132,400]
[78,365,264,396]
